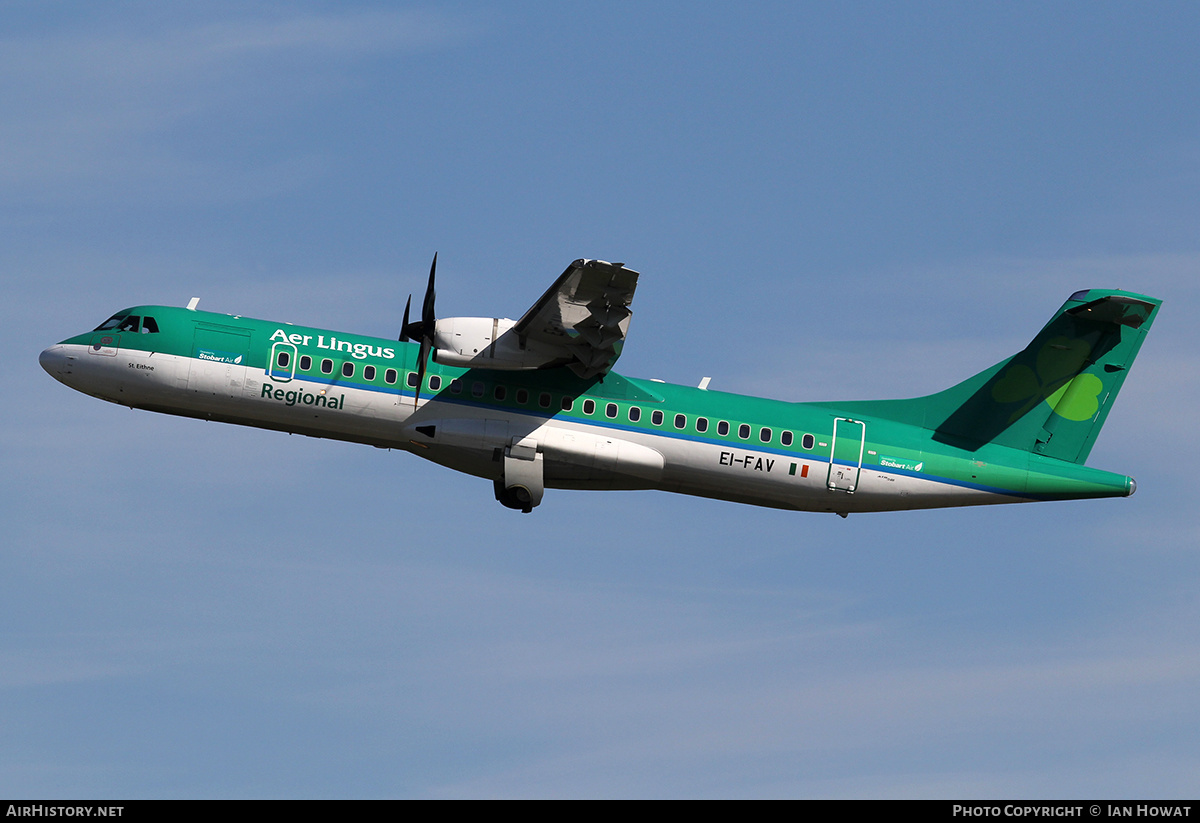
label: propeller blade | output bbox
[413,336,430,408]
[404,253,439,408]
[423,253,437,328]
[399,295,412,342]
[401,253,437,342]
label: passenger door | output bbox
[827,417,865,492]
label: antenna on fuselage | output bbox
[186,297,200,311]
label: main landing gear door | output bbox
[827,417,865,493]
[497,436,544,513]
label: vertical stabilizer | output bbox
[844,289,1161,464]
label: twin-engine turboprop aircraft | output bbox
[40,257,1160,515]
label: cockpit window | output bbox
[141,316,159,334]
[95,313,128,331]
[117,315,141,333]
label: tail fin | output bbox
[848,289,1161,464]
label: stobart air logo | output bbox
[991,336,1103,423]
[879,456,923,472]
[269,329,395,360]
[197,348,243,364]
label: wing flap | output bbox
[514,259,639,378]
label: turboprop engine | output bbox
[429,316,565,370]
[401,254,637,406]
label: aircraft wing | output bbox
[513,259,639,378]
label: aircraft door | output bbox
[185,325,251,398]
[827,417,865,492]
[267,341,298,383]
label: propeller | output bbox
[400,253,437,408]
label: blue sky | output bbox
[4,1,1199,797]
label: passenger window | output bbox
[449,378,461,393]
[385,368,398,385]
[561,396,574,411]
[141,317,159,334]
[364,365,376,381]
[738,424,750,440]
[407,372,419,388]
[781,431,793,447]
[494,385,507,401]
[583,399,596,415]
[629,406,641,422]
[300,355,312,371]
[321,359,333,374]
[429,375,442,391]
[760,427,772,443]
[802,434,815,450]
[652,410,664,426]
[539,392,551,409]
[605,403,618,419]
[516,388,529,404]
[472,381,485,398]
[342,362,354,378]
[696,417,709,433]
[277,351,290,368]
[674,413,686,429]
[717,421,729,436]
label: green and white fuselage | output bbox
[40,266,1160,516]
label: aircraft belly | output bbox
[239,376,409,443]
[835,470,1021,512]
[402,413,667,489]
[75,349,414,448]
[56,346,1046,513]
[645,433,1023,514]
[643,435,807,509]
[65,346,1035,512]
[538,425,664,485]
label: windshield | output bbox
[93,313,151,333]
[94,313,128,331]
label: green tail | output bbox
[847,289,1162,464]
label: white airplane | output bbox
[40,256,1160,515]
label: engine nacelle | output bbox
[431,317,564,370]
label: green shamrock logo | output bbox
[990,337,1103,423]
[1043,373,1103,421]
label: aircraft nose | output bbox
[39,344,71,380]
